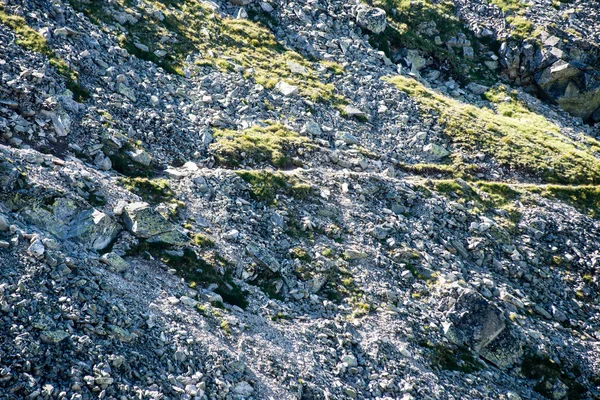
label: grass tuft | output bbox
[211,123,315,168]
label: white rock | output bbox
[275,81,299,97]
[27,239,45,258]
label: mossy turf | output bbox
[0,7,88,101]
[119,177,173,203]
[211,123,315,168]
[71,0,344,103]
[490,0,529,13]
[386,75,600,185]
[236,170,312,205]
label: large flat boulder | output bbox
[122,202,189,246]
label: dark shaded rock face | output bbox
[444,290,506,353]
[480,328,524,369]
[500,36,600,122]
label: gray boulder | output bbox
[22,198,120,251]
[356,5,387,34]
[444,290,506,352]
[479,327,524,369]
[122,202,189,246]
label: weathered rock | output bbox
[122,202,189,245]
[40,330,69,344]
[275,81,299,97]
[479,327,523,369]
[22,199,120,250]
[246,243,280,272]
[100,252,130,272]
[68,209,121,250]
[356,4,387,34]
[444,291,506,352]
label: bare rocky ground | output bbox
[1,0,600,399]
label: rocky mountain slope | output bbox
[1,0,600,398]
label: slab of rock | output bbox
[68,209,121,250]
[22,199,120,251]
[423,143,450,159]
[40,330,69,344]
[100,252,130,273]
[479,327,523,369]
[122,202,189,245]
[247,243,280,273]
[444,290,505,352]
[126,148,152,167]
[275,81,299,97]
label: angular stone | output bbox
[275,81,299,97]
[356,4,387,34]
[27,239,45,258]
[423,143,450,159]
[479,327,523,369]
[23,199,119,251]
[126,148,152,167]
[122,202,189,245]
[68,209,121,250]
[40,330,69,344]
[100,252,130,273]
[117,83,137,102]
[444,290,505,352]
[246,243,280,273]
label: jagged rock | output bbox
[246,243,280,272]
[27,238,45,258]
[479,327,523,369]
[68,209,121,250]
[122,202,189,245]
[275,81,299,97]
[0,215,8,232]
[100,252,130,273]
[40,330,69,344]
[126,148,152,167]
[356,4,387,34]
[444,291,506,352]
[423,143,450,159]
[22,199,120,251]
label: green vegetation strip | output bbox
[386,75,600,185]
[428,178,600,219]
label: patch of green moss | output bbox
[192,233,215,248]
[0,7,88,101]
[322,265,363,304]
[236,170,312,205]
[489,0,528,13]
[506,16,534,41]
[289,247,312,262]
[211,123,315,168]
[322,61,345,75]
[386,76,600,185]
[119,177,173,203]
